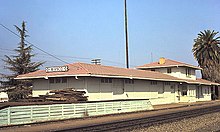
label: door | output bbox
[196,86,203,99]
[196,86,200,99]
[177,85,181,101]
[113,79,124,95]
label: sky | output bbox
[0,0,220,75]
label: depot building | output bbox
[15,58,220,105]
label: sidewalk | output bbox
[1,100,220,132]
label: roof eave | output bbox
[137,65,202,70]
[15,74,91,80]
[15,73,219,86]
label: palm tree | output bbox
[192,30,220,82]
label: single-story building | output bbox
[15,58,219,105]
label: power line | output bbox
[0,47,128,66]
[0,23,69,64]
[0,24,137,68]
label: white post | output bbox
[7,107,11,125]
[104,102,106,114]
[31,107,33,121]
[62,105,64,117]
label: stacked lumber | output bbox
[19,88,88,102]
[17,97,45,102]
[41,88,88,102]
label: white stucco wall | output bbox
[154,67,196,80]
[32,79,50,97]
[31,77,211,105]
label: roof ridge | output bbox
[166,59,192,66]
[79,62,182,79]
[75,62,167,75]
[137,58,201,69]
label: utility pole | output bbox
[151,52,153,63]
[124,0,129,68]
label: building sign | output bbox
[45,66,68,73]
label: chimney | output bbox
[159,57,165,64]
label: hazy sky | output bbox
[0,0,220,74]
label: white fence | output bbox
[0,99,153,126]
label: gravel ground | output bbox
[131,112,220,132]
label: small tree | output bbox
[2,21,44,101]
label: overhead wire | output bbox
[0,23,69,64]
[0,23,138,68]
[0,47,129,67]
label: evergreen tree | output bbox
[2,21,44,101]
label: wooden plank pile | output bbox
[21,88,88,102]
[43,88,88,102]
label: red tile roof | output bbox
[15,62,218,86]
[136,58,201,70]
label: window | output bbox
[62,78,67,83]
[186,68,191,77]
[182,86,187,96]
[49,78,54,83]
[167,68,172,73]
[151,81,157,85]
[171,85,175,93]
[206,88,208,94]
[55,78,61,83]
[181,86,187,96]
[101,78,112,83]
[164,82,170,85]
[49,78,67,84]
[125,79,134,84]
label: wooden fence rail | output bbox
[0,99,153,126]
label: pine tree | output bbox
[1,21,44,101]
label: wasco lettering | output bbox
[45,66,68,73]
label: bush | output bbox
[7,85,32,101]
